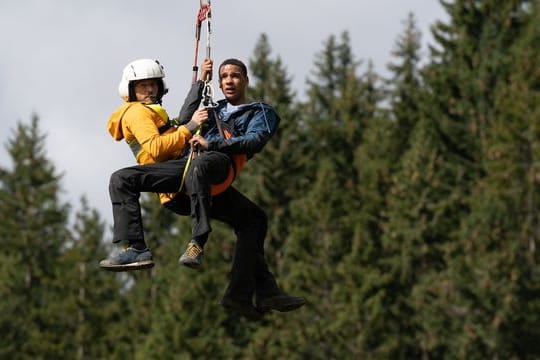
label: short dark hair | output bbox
[219,58,248,77]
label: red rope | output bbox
[192,1,212,84]
[197,3,211,24]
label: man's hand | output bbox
[200,58,213,81]
[190,134,208,151]
[191,108,208,127]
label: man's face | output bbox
[219,64,248,105]
[133,79,159,104]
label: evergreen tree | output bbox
[376,1,540,357]
[386,12,423,156]
[271,32,385,358]
[240,33,306,270]
[440,2,540,357]
[423,1,535,356]
[304,31,368,157]
[376,113,450,358]
[0,115,71,357]
[341,13,426,358]
[295,31,375,248]
[59,197,130,359]
[133,192,180,337]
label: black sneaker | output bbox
[255,294,306,312]
[99,247,154,272]
[179,242,204,270]
[220,296,263,321]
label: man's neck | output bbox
[227,96,247,106]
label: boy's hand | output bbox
[190,134,208,150]
[200,58,213,81]
[191,108,208,126]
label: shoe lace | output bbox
[185,243,203,258]
[123,245,148,254]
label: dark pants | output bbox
[109,152,281,301]
[166,186,281,301]
[109,151,230,243]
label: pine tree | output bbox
[340,13,427,358]
[377,1,540,357]
[58,196,131,358]
[240,33,306,274]
[295,31,374,245]
[267,32,385,358]
[439,1,540,357]
[386,12,423,156]
[0,115,71,357]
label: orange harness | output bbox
[209,127,246,195]
[210,154,246,195]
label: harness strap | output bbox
[209,155,245,196]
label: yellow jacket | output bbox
[107,102,192,164]
[107,102,192,203]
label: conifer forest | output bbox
[2,1,540,359]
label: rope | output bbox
[178,127,201,193]
[192,0,212,84]
[204,1,212,62]
[178,81,216,192]
[180,0,215,192]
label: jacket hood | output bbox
[107,102,135,141]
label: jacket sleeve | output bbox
[206,104,280,156]
[175,80,205,125]
[124,106,193,162]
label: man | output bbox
[175,58,272,269]
[173,58,306,319]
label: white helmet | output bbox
[118,59,168,102]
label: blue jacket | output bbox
[203,99,280,159]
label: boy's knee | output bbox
[191,157,208,173]
[109,168,131,189]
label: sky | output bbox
[0,0,447,227]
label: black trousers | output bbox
[166,185,281,301]
[109,151,230,243]
[109,152,281,301]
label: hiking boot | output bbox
[255,293,306,313]
[179,242,204,270]
[220,296,263,321]
[99,247,154,272]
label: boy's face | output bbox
[219,64,248,105]
[133,79,159,104]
